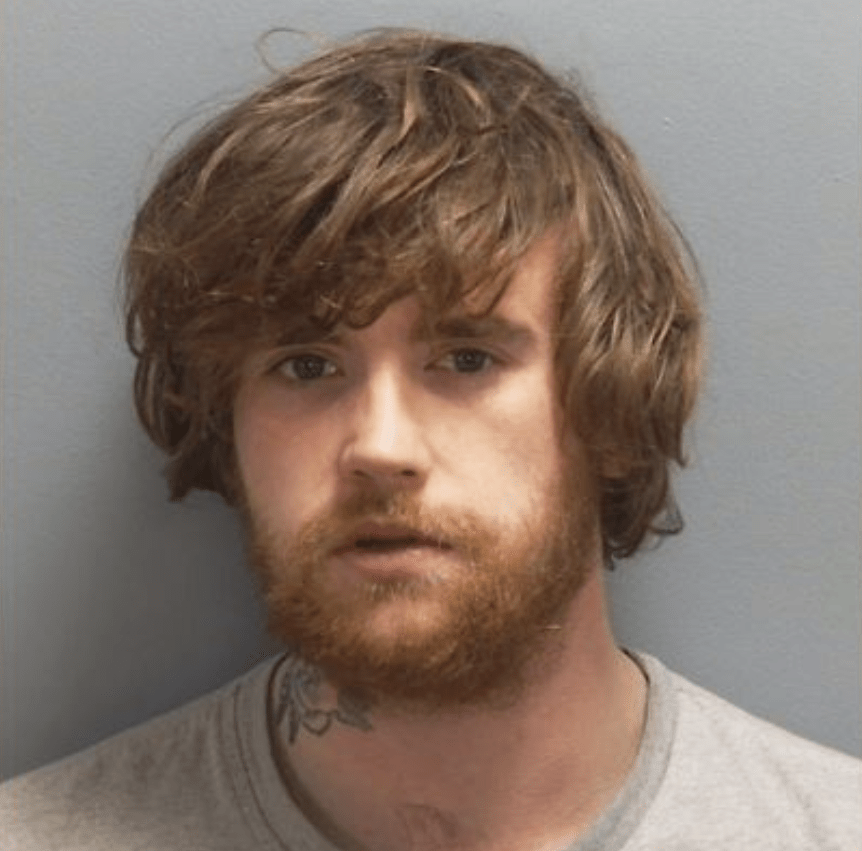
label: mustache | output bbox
[293,491,495,561]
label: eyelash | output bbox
[273,346,499,383]
[431,348,497,374]
[275,353,339,382]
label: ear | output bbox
[561,423,632,481]
[596,449,632,480]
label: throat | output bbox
[395,803,474,851]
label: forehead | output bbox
[431,230,562,342]
[484,231,561,326]
[272,231,563,347]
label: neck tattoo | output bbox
[277,651,374,744]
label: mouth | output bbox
[354,536,427,552]
[334,524,451,555]
[327,522,457,588]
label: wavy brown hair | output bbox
[125,30,703,561]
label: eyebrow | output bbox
[412,314,537,348]
[270,313,537,350]
[272,321,342,347]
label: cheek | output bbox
[459,376,566,505]
[233,388,324,525]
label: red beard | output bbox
[244,481,597,714]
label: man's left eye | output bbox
[436,348,495,374]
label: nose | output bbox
[338,367,430,489]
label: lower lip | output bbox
[332,545,454,582]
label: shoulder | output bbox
[672,669,860,790]
[0,657,280,851]
[636,655,862,849]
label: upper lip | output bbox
[334,522,450,553]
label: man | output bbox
[2,29,859,851]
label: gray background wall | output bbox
[2,0,860,780]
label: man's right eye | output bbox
[276,354,338,382]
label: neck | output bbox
[273,570,647,851]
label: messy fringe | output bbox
[125,30,703,561]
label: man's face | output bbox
[233,235,602,712]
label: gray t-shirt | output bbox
[2,652,860,850]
